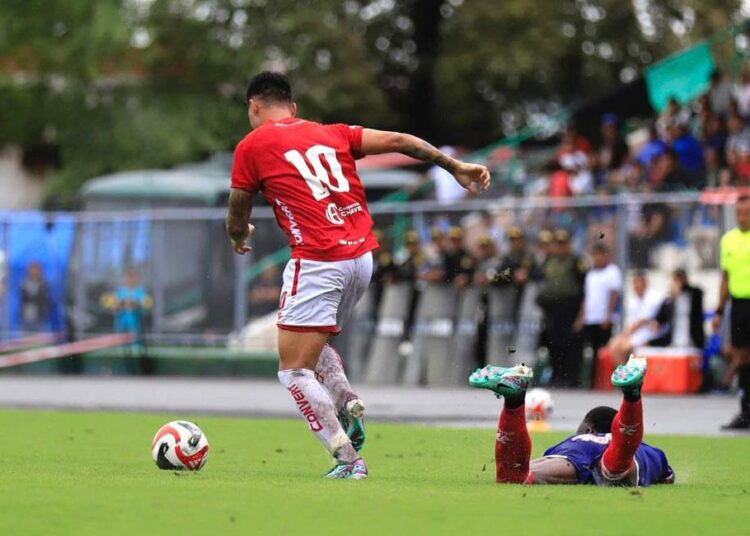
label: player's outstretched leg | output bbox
[469,364,534,484]
[277,368,365,479]
[315,344,366,452]
[602,355,646,479]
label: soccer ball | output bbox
[151,420,209,471]
[526,388,554,421]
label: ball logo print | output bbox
[151,421,209,471]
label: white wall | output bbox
[0,145,45,209]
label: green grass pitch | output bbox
[1,410,747,535]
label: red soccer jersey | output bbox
[231,117,379,261]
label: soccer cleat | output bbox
[611,355,647,396]
[338,398,366,452]
[468,364,533,398]
[721,414,750,431]
[323,458,368,480]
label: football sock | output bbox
[602,398,643,477]
[314,344,358,412]
[277,368,359,464]
[495,404,532,483]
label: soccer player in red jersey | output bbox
[226,72,490,479]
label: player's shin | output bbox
[277,368,359,463]
[495,399,532,484]
[315,344,358,411]
[602,397,644,477]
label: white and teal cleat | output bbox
[611,355,647,393]
[337,398,366,453]
[323,458,368,480]
[468,364,533,398]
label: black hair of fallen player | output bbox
[581,406,618,434]
[245,71,293,104]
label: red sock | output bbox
[602,398,643,476]
[495,404,532,483]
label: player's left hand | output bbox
[453,162,491,194]
[231,224,255,255]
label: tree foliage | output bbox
[0,0,744,195]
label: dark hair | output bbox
[582,406,617,434]
[245,71,292,104]
[592,243,608,254]
[633,269,647,280]
[738,194,750,203]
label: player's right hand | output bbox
[231,224,255,255]
[453,162,491,194]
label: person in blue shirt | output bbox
[668,120,705,176]
[469,355,674,486]
[102,269,152,362]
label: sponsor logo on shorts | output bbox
[275,199,303,244]
[289,383,323,432]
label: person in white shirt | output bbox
[608,271,664,364]
[576,244,623,382]
[430,146,469,205]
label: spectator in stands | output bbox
[628,192,671,268]
[557,125,592,159]
[594,113,629,186]
[535,230,554,268]
[652,149,699,191]
[19,262,50,333]
[709,68,733,117]
[101,268,153,373]
[725,112,750,170]
[666,120,705,177]
[608,271,664,365]
[657,97,689,139]
[536,229,588,388]
[248,265,282,318]
[650,269,705,350]
[636,124,668,169]
[494,227,538,316]
[736,71,750,116]
[575,244,622,383]
[702,113,728,187]
[441,226,475,289]
[422,226,447,283]
[473,235,499,287]
[393,230,427,284]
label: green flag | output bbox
[645,41,715,112]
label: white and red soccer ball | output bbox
[526,388,554,421]
[151,421,209,471]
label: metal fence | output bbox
[0,192,735,373]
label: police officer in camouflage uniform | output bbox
[536,229,588,387]
[442,226,476,290]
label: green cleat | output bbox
[611,355,647,396]
[468,364,533,398]
[337,398,366,452]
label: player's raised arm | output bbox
[226,188,255,255]
[360,128,490,194]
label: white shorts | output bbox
[277,252,373,334]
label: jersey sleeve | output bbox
[333,124,365,160]
[230,138,260,193]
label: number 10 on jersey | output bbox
[284,145,351,201]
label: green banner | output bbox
[645,41,715,112]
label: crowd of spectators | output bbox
[372,221,711,389]
[539,68,750,199]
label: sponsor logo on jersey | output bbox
[326,203,345,225]
[338,237,366,247]
[289,383,323,432]
[325,202,363,225]
[275,199,303,244]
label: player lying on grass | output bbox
[227,72,490,479]
[469,356,675,486]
